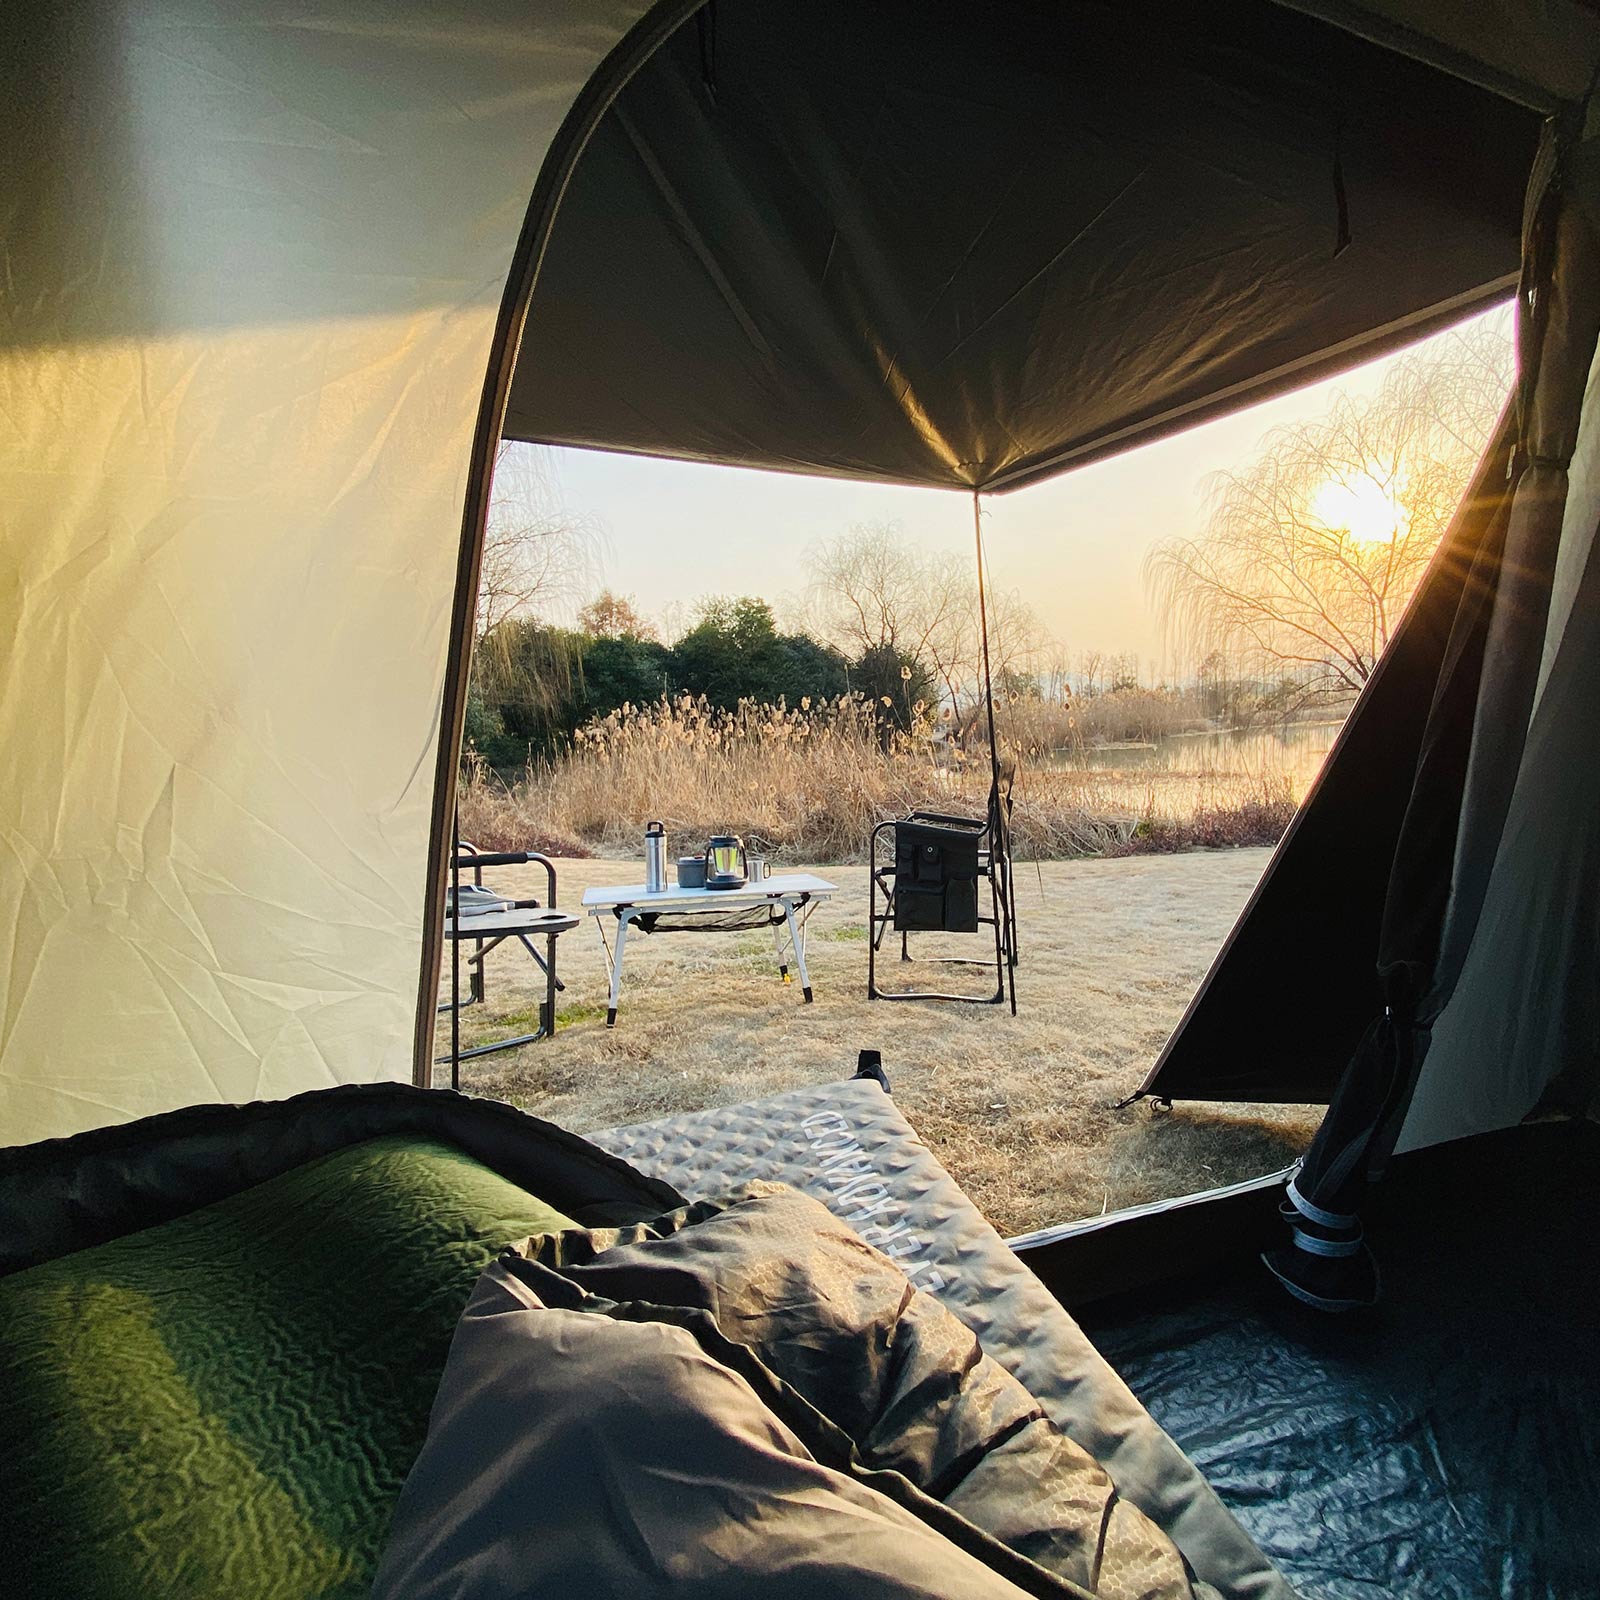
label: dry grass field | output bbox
[458,695,1300,864]
[440,847,1320,1237]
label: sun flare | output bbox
[1313,472,1408,544]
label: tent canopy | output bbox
[507,0,1536,490]
[4,0,1599,1152]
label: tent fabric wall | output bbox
[1397,550,1600,1146]
[1277,0,1600,109]
[1397,140,1600,1149]
[0,0,654,1148]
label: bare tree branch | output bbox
[807,522,1049,718]
[477,443,602,639]
[1145,313,1513,698]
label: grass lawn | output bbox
[442,848,1319,1237]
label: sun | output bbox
[1313,471,1408,544]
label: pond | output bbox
[1052,720,1349,789]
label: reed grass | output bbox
[459,694,1302,864]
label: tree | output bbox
[670,596,848,709]
[775,633,852,704]
[1145,314,1514,697]
[1076,649,1105,697]
[984,585,1049,695]
[579,590,656,640]
[467,448,604,768]
[470,618,585,763]
[809,522,966,678]
[808,520,1044,715]
[579,634,672,714]
[852,643,939,734]
[477,444,600,638]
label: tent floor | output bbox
[1079,1121,1600,1600]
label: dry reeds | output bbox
[460,695,1301,864]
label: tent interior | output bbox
[4,2,1600,1598]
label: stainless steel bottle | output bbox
[644,819,667,892]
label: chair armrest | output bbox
[449,849,559,906]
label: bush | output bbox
[1107,781,1298,856]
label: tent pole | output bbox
[450,803,461,1091]
[409,0,707,1089]
[974,492,1001,806]
[974,492,1017,1014]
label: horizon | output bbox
[515,302,1507,677]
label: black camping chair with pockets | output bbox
[868,776,1017,1011]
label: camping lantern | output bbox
[704,834,748,890]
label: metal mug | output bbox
[747,856,767,882]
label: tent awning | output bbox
[506,0,1539,492]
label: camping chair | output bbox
[437,843,579,1084]
[868,775,1017,1012]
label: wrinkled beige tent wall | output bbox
[0,0,649,1145]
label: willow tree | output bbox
[469,444,602,761]
[1146,314,1514,700]
[478,443,600,638]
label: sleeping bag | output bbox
[0,1134,579,1598]
[374,1184,1223,1600]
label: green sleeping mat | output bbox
[0,1133,577,1599]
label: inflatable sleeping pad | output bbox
[0,1085,678,1600]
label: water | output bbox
[1053,720,1347,788]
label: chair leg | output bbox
[541,931,558,1036]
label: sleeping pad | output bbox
[0,1133,577,1600]
[595,1076,1296,1600]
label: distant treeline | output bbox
[467,596,937,770]
[469,588,1355,773]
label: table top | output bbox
[581,873,838,912]
[444,907,581,937]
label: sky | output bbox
[525,305,1504,677]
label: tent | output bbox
[0,0,1554,1144]
[4,1,1600,1596]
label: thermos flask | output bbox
[644,820,667,892]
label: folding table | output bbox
[437,847,578,1085]
[581,874,837,1026]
